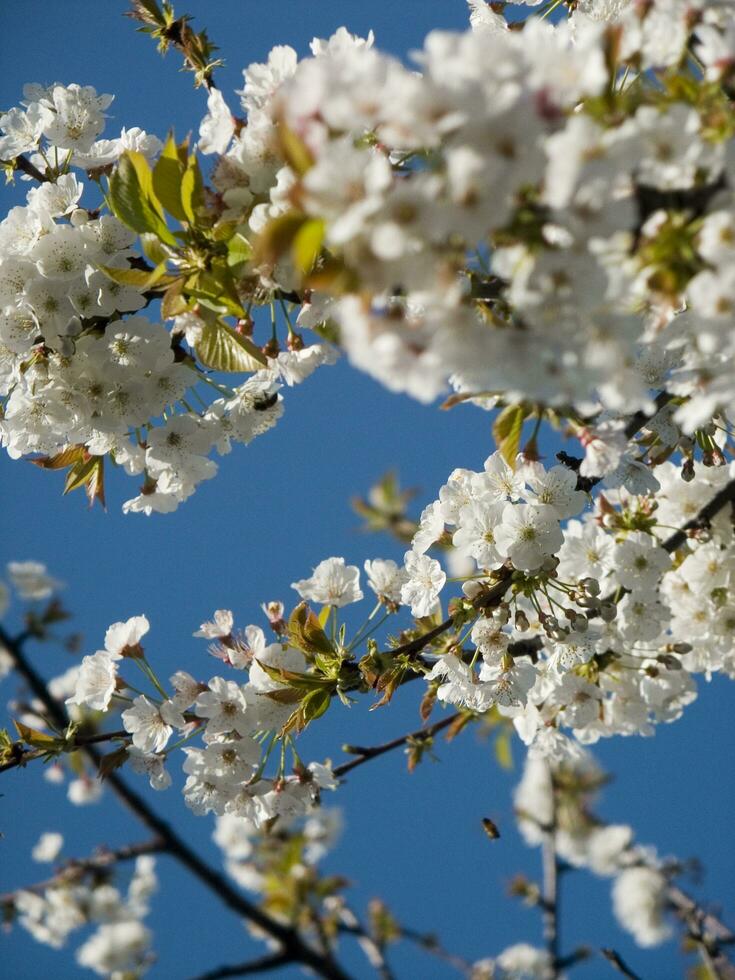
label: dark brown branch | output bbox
[541,765,560,980]
[0,624,351,980]
[334,712,460,778]
[0,730,129,773]
[623,390,674,440]
[601,948,643,980]
[13,154,50,182]
[667,883,735,980]
[660,478,735,554]
[380,565,513,661]
[187,953,292,980]
[0,837,165,907]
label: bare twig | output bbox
[541,764,560,980]
[187,952,293,980]
[601,947,643,980]
[334,713,461,778]
[13,154,50,182]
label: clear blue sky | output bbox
[1,3,733,978]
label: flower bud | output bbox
[599,602,618,622]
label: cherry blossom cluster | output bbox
[405,451,735,750]
[3,1,735,514]
[514,745,686,951]
[196,0,735,470]
[22,446,723,846]
[0,83,334,513]
[10,838,157,977]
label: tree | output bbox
[1,0,735,977]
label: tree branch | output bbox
[660,477,735,554]
[0,837,165,907]
[0,730,129,773]
[601,948,642,980]
[541,765,560,980]
[187,953,293,980]
[12,154,50,182]
[0,624,352,980]
[334,713,461,778]
[667,883,735,980]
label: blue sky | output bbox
[1,3,734,978]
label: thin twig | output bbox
[187,952,292,980]
[0,837,165,907]
[601,948,643,980]
[334,713,460,778]
[540,764,560,980]
[0,730,129,773]
[13,154,50,182]
[660,478,735,554]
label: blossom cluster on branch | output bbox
[3,0,735,977]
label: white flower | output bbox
[68,776,103,806]
[613,532,671,592]
[194,609,234,639]
[400,551,446,617]
[31,832,63,863]
[612,866,672,947]
[495,944,552,979]
[170,670,203,711]
[66,651,119,711]
[363,559,407,603]
[524,463,587,520]
[291,557,363,607]
[127,747,172,790]
[7,561,60,600]
[198,88,235,155]
[453,499,507,568]
[494,504,563,572]
[194,677,251,737]
[411,501,445,555]
[104,615,150,656]
[76,921,151,977]
[122,696,184,754]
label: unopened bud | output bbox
[671,642,692,654]
[599,602,618,622]
[70,208,89,227]
[681,458,695,482]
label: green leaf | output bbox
[254,211,307,267]
[288,602,335,658]
[161,278,189,319]
[196,320,266,373]
[292,219,324,273]
[255,659,334,691]
[152,134,187,222]
[301,687,331,723]
[494,730,513,770]
[492,403,529,468]
[14,720,57,749]
[278,123,315,177]
[140,232,170,266]
[108,151,177,246]
[226,232,252,270]
[98,265,155,287]
[180,153,204,225]
[30,445,85,470]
